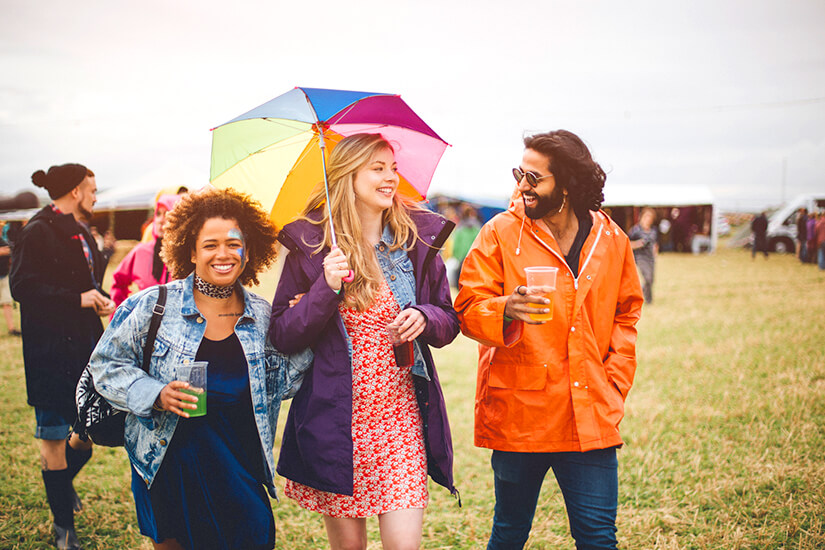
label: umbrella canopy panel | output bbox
[210,87,448,229]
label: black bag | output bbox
[73,285,167,447]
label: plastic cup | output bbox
[387,325,414,368]
[524,266,558,322]
[177,361,207,417]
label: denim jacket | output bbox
[87,272,311,497]
[351,224,429,380]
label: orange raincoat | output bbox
[454,197,643,453]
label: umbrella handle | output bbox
[318,125,350,282]
[330,244,355,283]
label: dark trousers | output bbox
[752,238,768,258]
[636,258,654,303]
[487,448,618,550]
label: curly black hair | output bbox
[523,130,606,212]
[161,187,278,286]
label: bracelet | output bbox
[503,314,514,323]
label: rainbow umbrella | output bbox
[210,87,449,242]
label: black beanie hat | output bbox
[31,163,89,200]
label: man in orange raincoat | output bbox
[455,130,643,550]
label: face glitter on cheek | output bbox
[228,228,247,270]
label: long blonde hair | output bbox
[300,133,425,311]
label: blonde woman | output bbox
[269,133,459,549]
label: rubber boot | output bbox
[42,469,80,549]
[65,442,91,513]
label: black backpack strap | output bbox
[141,285,166,372]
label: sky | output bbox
[2,0,824,212]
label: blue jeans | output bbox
[487,448,618,550]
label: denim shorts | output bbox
[34,407,74,440]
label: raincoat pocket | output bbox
[488,360,547,390]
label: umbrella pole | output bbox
[317,130,338,248]
[318,130,354,282]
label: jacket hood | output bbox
[152,194,183,238]
[278,205,455,257]
[504,186,613,256]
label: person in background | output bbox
[629,207,658,304]
[270,133,459,550]
[88,187,309,550]
[140,186,190,242]
[11,163,115,550]
[455,129,643,550]
[815,211,825,270]
[670,207,690,252]
[657,214,672,252]
[0,228,20,335]
[796,208,808,263]
[451,205,482,284]
[806,212,817,265]
[751,211,769,260]
[110,194,183,309]
[440,205,460,287]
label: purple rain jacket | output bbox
[269,207,459,499]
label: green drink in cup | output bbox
[178,361,207,417]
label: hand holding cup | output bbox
[503,267,558,324]
[157,362,207,418]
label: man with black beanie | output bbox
[10,163,115,550]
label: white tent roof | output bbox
[95,164,207,210]
[603,184,714,207]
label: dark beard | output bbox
[78,205,93,223]
[523,185,564,220]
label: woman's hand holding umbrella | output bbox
[322,246,351,292]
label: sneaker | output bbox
[53,523,81,550]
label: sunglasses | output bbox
[512,167,553,188]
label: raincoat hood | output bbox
[505,184,613,262]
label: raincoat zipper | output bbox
[529,218,603,290]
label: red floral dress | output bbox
[285,280,428,517]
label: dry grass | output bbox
[1,244,823,548]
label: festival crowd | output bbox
[5,130,646,550]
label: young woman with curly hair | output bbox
[269,133,460,549]
[88,187,310,550]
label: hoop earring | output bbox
[558,193,566,214]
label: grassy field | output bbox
[1,244,824,549]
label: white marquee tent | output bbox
[603,183,717,252]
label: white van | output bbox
[764,194,825,253]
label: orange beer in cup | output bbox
[524,266,558,322]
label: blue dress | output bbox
[131,333,275,550]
